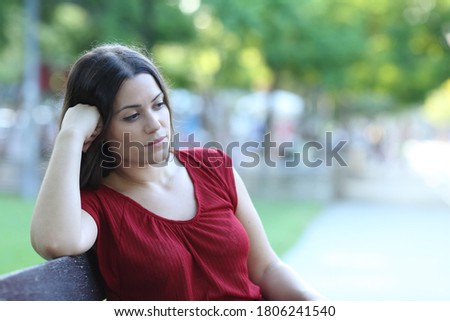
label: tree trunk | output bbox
[20,0,40,199]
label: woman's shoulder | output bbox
[175,147,232,168]
[80,185,118,209]
[81,184,106,197]
[80,184,128,224]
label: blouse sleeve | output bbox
[200,148,238,213]
[80,189,101,228]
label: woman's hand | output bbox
[60,104,103,152]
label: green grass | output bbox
[254,199,323,257]
[0,195,45,275]
[0,195,323,275]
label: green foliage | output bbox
[0,0,18,50]
[40,2,95,68]
[0,0,449,114]
[0,5,25,83]
[202,0,450,110]
[37,0,197,68]
[424,79,450,128]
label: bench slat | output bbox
[0,253,105,301]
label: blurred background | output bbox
[1,0,450,300]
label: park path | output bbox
[283,165,450,300]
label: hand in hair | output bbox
[61,104,103,152]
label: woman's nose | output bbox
[144,112,161,134]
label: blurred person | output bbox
[30,44,323,301]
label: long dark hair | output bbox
[60,43,173,190]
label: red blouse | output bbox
[81,148,262,300]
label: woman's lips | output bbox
[146,136,166,147]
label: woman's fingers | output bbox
[82,124,103,152]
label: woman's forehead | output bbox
[114,74,162,109]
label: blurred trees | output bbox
[424,79,450,128]
[0,0,449,117]
[207,0,450,117]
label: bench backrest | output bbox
[0,253,105,300]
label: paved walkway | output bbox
[283,166,450,300]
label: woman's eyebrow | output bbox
[116,92,163,113]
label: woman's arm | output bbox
[30,104,100,260]
[258,259,325,300]
[233,169,325,300]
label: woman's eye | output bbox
[124,113,139,121]
[154,102,166,110]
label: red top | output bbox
[81,148,262,300]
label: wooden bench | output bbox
[0,252,105,300]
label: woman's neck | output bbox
[104,155,179,190]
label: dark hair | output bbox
[60,43,173,190]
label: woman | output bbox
[30,44,322,301]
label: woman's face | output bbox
[105,73,171,167]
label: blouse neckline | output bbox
[100,150,201,224]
